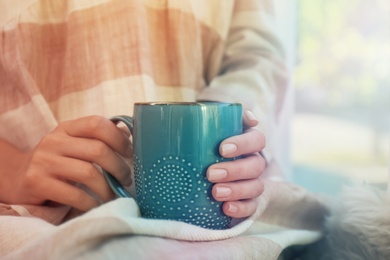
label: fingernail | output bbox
[208,169,228,182]
[215,186,232,198]
[221,143,237,156]
[228,203,238,213]
[244,110,257,121]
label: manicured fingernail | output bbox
[228,203,238,213]
[244,110,257,121]
[215,186,232,198]
[208,169,228,182]
[221,143,237,156]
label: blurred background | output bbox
[275,0,389,195]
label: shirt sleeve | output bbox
[197,0,289,165]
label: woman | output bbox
[0,0,287,222]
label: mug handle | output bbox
[102,115,134,198]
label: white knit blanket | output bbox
[0,180,328,260]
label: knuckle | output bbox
[28,151,51,174]
[90,141,109,158]
[228,155,264,180]
[86,115,106,132]
[83,164,99,179]
[39,134,61,148]
[252,130,265,148]
[229,161,244,177]
[66,189,85,206]
[239,201,250,215]
[24,168,40,190]
[244,200,257,215]
[254,154,266,174]
[253,179,264,197]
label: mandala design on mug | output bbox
[151,156,199,202]
[135,155,232,229]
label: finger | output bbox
[243,110,258,128]
[222,199,258,218]
[211,178,264,202]
[41,179,100,212]
[117,124,131,137]
[207,153,265,183]
[61,116,132,158]
[54,136,131,185]
[220,129,265,158]
[51,156,115,202]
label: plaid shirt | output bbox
[0,0,287,162]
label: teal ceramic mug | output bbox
[103,102,242,230]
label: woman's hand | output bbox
[6,116,132,212]
[207,110,266,218]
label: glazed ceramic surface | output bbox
[105,102,242,229]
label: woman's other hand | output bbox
[207,110,266,218]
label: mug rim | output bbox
[134,101,242,106]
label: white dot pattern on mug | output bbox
[154,158,195,202]
[134,155,231,229]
